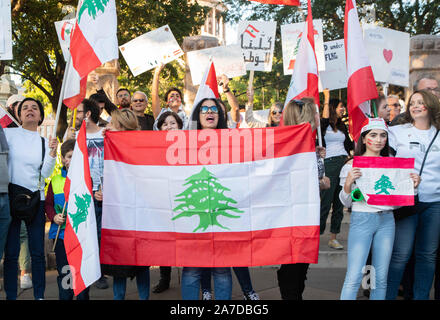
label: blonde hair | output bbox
[110,109,139,131]
[268,102,283,126]
[283,97,317,130]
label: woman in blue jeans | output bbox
[339,118,420,300]
[386,90,440,300]
[180,98,232,300]
[3,98,58,300]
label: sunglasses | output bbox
[133,99,145,103]
[272,110,283,115]
[200,105,219,114]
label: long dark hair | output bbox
[328,98,346,132]
[191,98,227,130]
[354,129,390,157]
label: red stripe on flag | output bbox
[206,62,219,98]
[367,194,414,206]
[100,226,319,267]
[70,22,102,79]
[104,124,315,166]
[63,76,87,110]
[64,222,86,295]
[347,66,377,112]
[0,115,13,128]
[353,156,415,169]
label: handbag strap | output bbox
[419,129,439,176]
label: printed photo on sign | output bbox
[187,44,246,86]
[363,24,410,87]
[318,39,348,91]
[237,20,277,72]
[119,25,184,77]
[281,19,325,76]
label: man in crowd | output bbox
[387,95,401,122]
[414,74,440,99]
[130,91,154,130]
[116,88,131,109]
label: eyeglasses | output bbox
[426,87,440,93]
[272,110,283,115]
[117,93,130,98]
[133,99,145,103]
[200,105,219,114]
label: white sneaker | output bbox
[202,291,212,300]
[328,239,344,250]
[20,273,33,289]
[244,290,260,300]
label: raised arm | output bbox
[219,74,240,123]
[244,87,265,128]
[322,88,330,119]
[152,63,165,119]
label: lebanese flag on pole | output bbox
[188,60,220,129]
[63,121,101,295]
[0,107,15,128]
[353,156,415,206]
[62,0,118,109]
[248,0,300,5]
[284,0,319,108]
[100,124,320,267]
[344,0,378,141]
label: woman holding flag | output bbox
[339,118,420,300]
[180,97,232,300]
[386,90,440,300]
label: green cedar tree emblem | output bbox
[68,193,92,233]
[374,174,395,195]
[172,168,243,233]
[78,0,109,23]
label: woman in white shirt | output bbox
[339,118,419,300]
[386,90,440,300]
[3,98,58,300]
[320,96,353,249]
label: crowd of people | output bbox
[0,68,439,301]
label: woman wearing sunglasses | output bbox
[245,87,283,128]
[320,90,354,250]
[180,98,232,300]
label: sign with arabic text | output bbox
[237,20,276,72]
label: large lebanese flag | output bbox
[100,124,320,267]
[344,0,378,141]
[353,156,415,206]
[248,0,300,5]
[63,121,101,295]
[0,106,16,128]
[284,0,319,107]
[187,60,220,129]
[63,0,118,109]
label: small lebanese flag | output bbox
[100,124,320,267]
[353,156,415,206]
[344,0,378,141]
[63,0,118,109]
[244,24,260,38]
[63,121,101,295]
[284,0,319,106]
[248,0,300,5]
[0,106,15,128]
[188,60,220,129]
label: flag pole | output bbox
[0,105,21,127]
[51,201,67,252]
[53,57,72,139]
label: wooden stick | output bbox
[51,201,67,252]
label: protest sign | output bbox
[119,25,184,77]
[281,19,325,76]
[363,24,410,87]
[187,44,246,86]
[54,19,75,61]
[237,20,277,72]
[0,0,12,60]
[318,39,348,91]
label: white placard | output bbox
[363,24,410,87]
[119,25,184,77]
[0,0,13,60]
[281,19,325,76]
[187,44,246,86]
[318,39,348,92]
[236,20,276,72]
[54,18,75,61]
